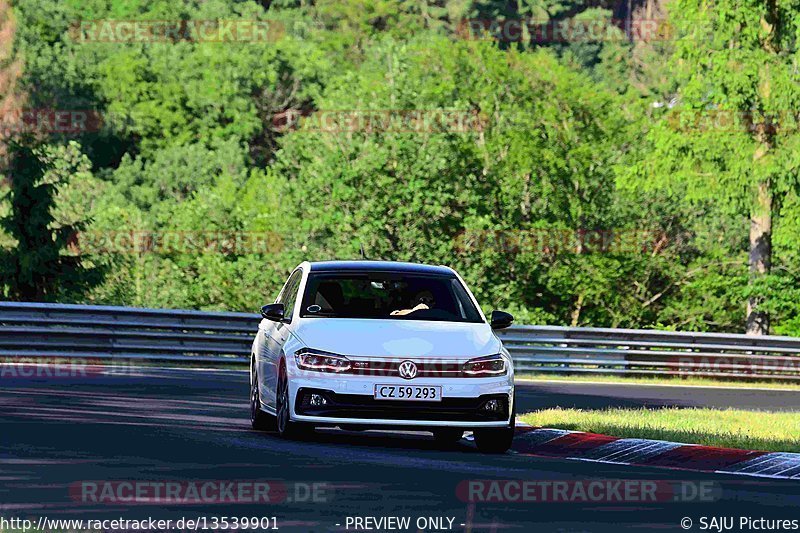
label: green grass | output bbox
[520,407,800,453]
[516,372,800,390]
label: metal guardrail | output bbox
[0,301,255,365]
[1,302,799,381]
[498,325,800,382]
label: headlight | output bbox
[295,349,351,373]
[462,354,506,376]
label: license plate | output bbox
[373,384,442,402]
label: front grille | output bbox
[347,359,463,378]
[295,388,509,422]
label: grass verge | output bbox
[516,372,800,390]
[519,407,800,453]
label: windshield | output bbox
[299,272,484,323]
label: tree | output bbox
[0,137,102,301]
[0,0,26,154]
[623,0,800,334]
[270,36,671,325]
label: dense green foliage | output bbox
[0,137,102,300]
[4,0,800,334]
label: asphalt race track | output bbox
[2,367,799,532]
[515,379,800,412]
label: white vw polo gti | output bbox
[250,260,516,453]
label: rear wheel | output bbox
[275,362,313,439]
[250,364,275,431]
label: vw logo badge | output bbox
[398,360,418,380]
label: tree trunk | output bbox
[746,178,772,335]
[744,0,779,336]
[570,293,584,327]
[0,0,27,157]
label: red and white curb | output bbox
[512,427,800,480]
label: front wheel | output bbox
[275,363,313,440]
[473,426,514,453]
[250,365,275,431]
[432,428,464,444]
[474,395,515,454]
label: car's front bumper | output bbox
[287,373,514,428]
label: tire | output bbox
[275,362,313,440]
[473,426,514,453]
[432,428,464,443]
[250,364,275,431]
[474,394,516,454]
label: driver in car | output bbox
[390,290,434,316]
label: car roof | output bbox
[307,260,455,276]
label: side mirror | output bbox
[490,310,514,330]
[260,303,286,322]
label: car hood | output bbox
[291,318,501,359]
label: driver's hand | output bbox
[390,303,430,316]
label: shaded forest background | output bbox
[3,0,800,335]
